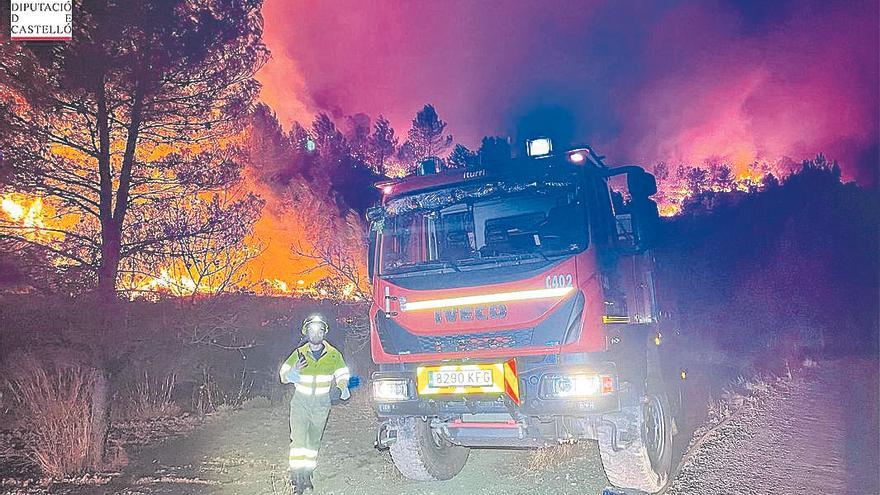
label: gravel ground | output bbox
[5,358,875,495]
[99,391,611,495]
[667,358,879,495]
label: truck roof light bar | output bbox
[400,287,574,312]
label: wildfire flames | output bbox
[1,161,772,298]
[0,191,355,299]
[657,169,768,217]
[2,194,47,236]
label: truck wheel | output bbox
[389,417,469,481]
[599,352,674,493]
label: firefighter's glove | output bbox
[281,369,300,384]
[348,375,361,390]
[340,386,351,401]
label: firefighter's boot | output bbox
[289,471,305,494]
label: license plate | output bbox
[429,369,493,387]
[416,363,504,396]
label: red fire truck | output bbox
[366,138,678,493]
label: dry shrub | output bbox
[5,355,97,477]
[193,367,252,415]
[114,372,180,421]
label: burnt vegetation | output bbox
[657,156,879,372]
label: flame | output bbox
[2,195,44,228]
[0,194,60,243]
[1,197,26,220]
[134,267,200,297]
[654,159,775,216]
[658,203,681,217]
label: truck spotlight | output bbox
[526,137,553,157]
[375,183,394,195]
[372,379,409,401]
[568,151,586,164]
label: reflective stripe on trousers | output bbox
[288,388,331,473]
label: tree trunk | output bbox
[87,366,110,469]
[96,224,121,300]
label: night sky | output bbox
[258,0,878,185]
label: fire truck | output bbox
[365,138,678,493]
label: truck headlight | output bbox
[372,379,409,401]
[540,373,614,399]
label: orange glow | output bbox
[653,157,777,216]
[1,197,26,220]
[0,194,61,243]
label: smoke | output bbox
[258,0,877,185]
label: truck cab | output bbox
[366,139,676,493]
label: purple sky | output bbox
[258,0,878,185]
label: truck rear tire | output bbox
[599,350,674,493]
[389,417,470,481]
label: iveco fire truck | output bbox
[366,138,678,493]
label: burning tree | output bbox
[0,0,268,299]
[0,0,268,471]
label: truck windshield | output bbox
[380,183,587,275]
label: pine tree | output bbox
[346,113,371,165]
[447,144,478,168]
[406,104,452,163]
[368,115,398,176]
[478,136,511,165]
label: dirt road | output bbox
[11,357,875,495]
[108,393,611,495]
[668,358,879,495]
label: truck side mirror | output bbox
[627,170,657,198]
[629,171,659,249]
[631,198,659,249]
[366,207,384,283]
[367,229,377,283]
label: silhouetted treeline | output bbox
[657,157,879,366]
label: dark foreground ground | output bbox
[669,357,879,495]
[3,356,877,495]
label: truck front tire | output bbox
[389,417,469,481]
[599,349,675,493]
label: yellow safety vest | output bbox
[279,342,349,396]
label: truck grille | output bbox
[418,329,534,353]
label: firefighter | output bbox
[279,314,350,493]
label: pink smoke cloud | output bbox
[257,0,878,185]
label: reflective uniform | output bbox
[279,341,349,478]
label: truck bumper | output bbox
[373,358,641,449]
